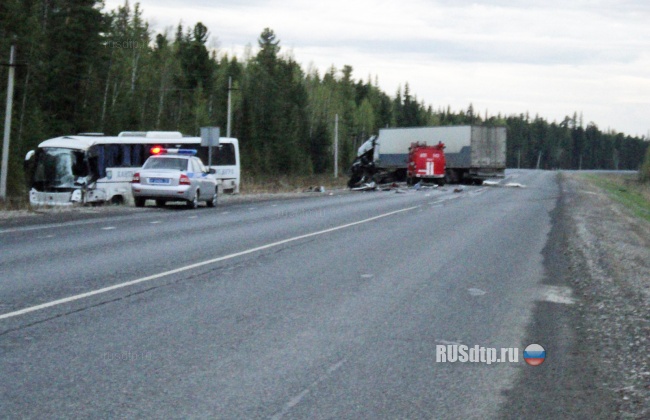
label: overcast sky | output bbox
[104,0,650,137]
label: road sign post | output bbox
[200,127,220,168]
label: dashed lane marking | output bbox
[0,206,419,321]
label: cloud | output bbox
[103,0,650,136]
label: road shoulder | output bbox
[501,172,649,418]
[565,172,649,417]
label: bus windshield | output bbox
[32,148,88,191]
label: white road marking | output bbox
[468,288,487,296]
[0,219,111,235]
[188,215,198,219]
[271,359,346,420]
[0,206,419,321]
[101,227,116,230]
[149,221,161,224]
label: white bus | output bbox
[24,131,240,206]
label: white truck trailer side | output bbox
[349,125,506,186]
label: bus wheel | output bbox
[135,197,146,207]
[110,195,124,206]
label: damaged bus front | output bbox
[25,146,91,205]
[24,136,142,206]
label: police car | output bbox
[131,148,218,209]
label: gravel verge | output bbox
[563,172,650,418]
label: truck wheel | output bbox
[348,175,362,188]
[435,178,446,186]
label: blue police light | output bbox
[162,148,197,155]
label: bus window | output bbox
[101,144,141,167]
[88,145,106,179]
[197,144,236,166]
[132,144,144,166]
[106,144,118,168]
[215,144,236,166]
[120,144,132,167]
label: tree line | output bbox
[0,0,647,197]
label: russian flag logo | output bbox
[524,344,546,366]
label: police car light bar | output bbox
[150,147,197,155]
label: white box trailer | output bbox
[349,125,506,186]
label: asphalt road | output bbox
[0,170,592,418]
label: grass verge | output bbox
[581,173,650,222]
[0,196,31,211]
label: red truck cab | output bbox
[407,141,446,186]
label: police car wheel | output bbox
[206,189,217,208]
[187,192,198,209]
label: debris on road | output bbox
[482,180,527,188]
[504,183,526,188]
[351,182,377,191]
[304,186,326,193]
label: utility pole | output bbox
[0,44,16,201]
[334,114,339,178]
[517,149,521,169]
[226,77,232,138]
[536,151,542,170]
